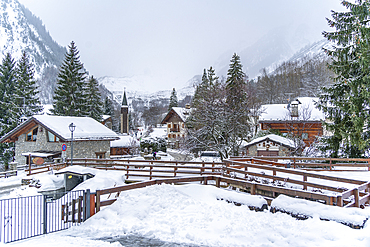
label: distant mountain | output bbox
[0,0,66,103]
[98,75,195,106]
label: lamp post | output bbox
[69,123,76,166]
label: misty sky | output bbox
[18,0,346,91]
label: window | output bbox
[302,133,309,140]
[167,123,171,128]
[96,152,106,159]
[47,131,60,142]
[26,128,38,141]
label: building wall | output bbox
[14,125,111,165]
[246,143,292,157]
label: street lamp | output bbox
[69,123,76,166]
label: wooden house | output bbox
[110,134,139,156]
[243,134,296,157]
[259,97,325,147]
[0,115,119,166]
[161,105,191,148]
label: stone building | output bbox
[0,115,119,165]
[242,134,296,157]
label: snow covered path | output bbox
[3,183,370,247]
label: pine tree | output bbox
[0,53,16,135]
[0,53,16,169]
[14,51,42,119]
[225,53,251,156]
[85,75,103,121]
[104,96,113,116]
[168,88,178,111]
[317,0,370,158]
[51,41,87,117]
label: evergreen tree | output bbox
[0,53,16,169]
[225,53,251,156]
[84,75,103,121]
[317,0,370,157]
[14,51,42,119]
[0,53,16,135]
[104,96,113,116]
[51,41,87,117]
[168,88,178,111]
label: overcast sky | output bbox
[18,0,346,91]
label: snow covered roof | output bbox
[33,115,119,141]
[161,107,191,124]
[0,115,119,143]
[243,134,296,149]
[172,107,191,122]
[260,97,325,121]
[111,135,139,148]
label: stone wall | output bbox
[14,126,111,165]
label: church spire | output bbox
[122,90,128,107]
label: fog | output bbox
[18,0,346,91]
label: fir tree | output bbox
[168,88,178,111]
[317,0,370,157]
[104,96,113,116]
[51,41,87,117]
[0,53,16,169]
[14,51,42,119]
[84,76,103,121]
[0,53,16,135]
[225,53,251,156]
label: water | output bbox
[102,234,208,247]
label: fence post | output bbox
[84,189,90,220]
[337,195,343,207]
[354,188,360,208]
[90,193,96,216]
[96,190,101,212]
[303,175,307,190]
[251,183,256,195]
[43,195,48,234]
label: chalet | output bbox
[110,134,139,156]
[243,134,296,157]
[0,115,119,165]
[259,97,325,147]
[161,105,191,148]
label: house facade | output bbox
[160,106,191,148]
[243,134,296,157]
[0,115,119,165]
[259,97,325,147]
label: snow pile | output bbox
[271,195,370,228]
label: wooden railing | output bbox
[0,170,17,178]
[15,157,370,208]
[224,158,370,207]
[233,156,370,171]
[66,158,224,180]
[94,175,350,212]
[24,163,68,176]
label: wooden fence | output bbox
[233,156,370,171]
[223,159,370,208]
[10,157,370,208]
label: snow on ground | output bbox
[2,164,370,246]
[3,183,370,247]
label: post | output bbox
[43,195,48,234]
[337,195,343,207]
[96,190,101,212]
[28,154,31,175]
[354,188,360,208]
[69,123,76,166]
[303,175,307,190]
[84,189,91,220]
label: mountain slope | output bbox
[0,0,66,103]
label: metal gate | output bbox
[0,190,90,243]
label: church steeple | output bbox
[120,89,129,134]
[122,90,128,106]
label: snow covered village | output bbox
[1,0,370,246]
